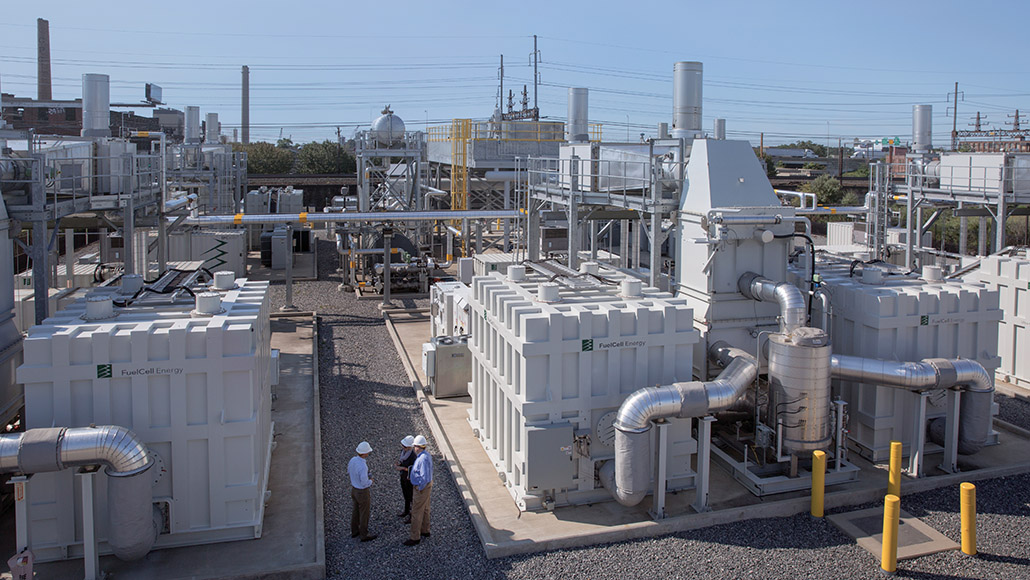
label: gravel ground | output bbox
[266,235,1030,580]
[997,391,1030,432]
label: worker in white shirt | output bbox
[348,441,377,542]
[403,435,433,546]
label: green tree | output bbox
[782,140,828,157]
[276,137,295,149]
[233,142,295,174]
[297,140,356,174]
[801,174,843,205]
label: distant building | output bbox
[152,107,185,140]
[1,93,161,137]
[1,93,83,136]
[963,139,1030,153]
[764,147,818,159]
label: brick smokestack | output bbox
[37,18,52,101]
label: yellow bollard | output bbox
[881,494,900,574]
[811,450,826,518]
[888,440,902,498]
[961,482,977,556]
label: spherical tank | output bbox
[371,106,406,146]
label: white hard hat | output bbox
[401,436,415,447]
[413,435,428,447]
[356,441,373,454]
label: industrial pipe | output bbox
[0,425,159,561]
[600,343,758,506]
[738,272,807,334]
[830,355,994,454]
[182,209,519,227]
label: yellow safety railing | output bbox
[451,119,471,214]
[428,120,604,143]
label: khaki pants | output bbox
[409,481,432,541]
[351,486,371,538]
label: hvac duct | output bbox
[738,271,806,334]
[913,105,932,153]
[600,343,758,506]
[713,118,726,140]
[0,425,158,561]
[830,355,994,455]
[566,88,589,143]
[185,106,201,144]
[672,61,703,139]
[205,112,220,143]
[81,74,111,138]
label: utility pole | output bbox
[838,137,843,180]
[241,65,250,144]
[499,54,504,112]
[951,81,958,150]
[532,35,539,117]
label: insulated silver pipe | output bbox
[830,355,994,454]
[600,343,757,506]
[0,425,158,561]
[738,272,807,334]
[182,209,518,226]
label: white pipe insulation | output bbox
[0,425,159,561]
[600,343,758,506]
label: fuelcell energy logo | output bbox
[200,239,229,270]
[920,315,929,326]
[96,364,184,378]
[582,339,646,352]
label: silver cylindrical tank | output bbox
[566,87,589,142]
[657,122,669,139]
[913,104,932,153]
[672,61,703,139]
[81,73,111,138]
[205,112,219,143]
[185,106,201,144]
[713,118,726,140]
[768,327,832,453]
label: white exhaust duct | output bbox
[0,425,159,561]
[672,61,703,140]
[913,104,932,153]
[81,73,111,138]
[205,112,220,143]
[185,106,201,144]
[566,87,589,143]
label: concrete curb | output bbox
[310,315,327,579]
[383,312,498,558]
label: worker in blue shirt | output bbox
[348,441,377,542]
[403,435,433,546]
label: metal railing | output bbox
[523,152,686,207]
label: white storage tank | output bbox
[16,279,275,561]
[966,251,1030,389]
[468,268,700,510]
[804,264,1001,461]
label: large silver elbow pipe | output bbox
[602,342,758,506]
[738,272,806,333]
[0,426,158,561]
[830,355,994,454]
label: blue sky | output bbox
[2,1,1027,146]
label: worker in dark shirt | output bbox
[395,435,416,522]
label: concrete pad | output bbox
[383,310,1030,559]
[827,507,958,560]
[1,317,324,580]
